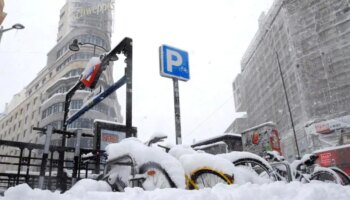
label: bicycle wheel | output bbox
[233,158,277,181]
[104,175,127,192]
[139,162,177,190]
[188,168,233,189]
[310,169,341,184]
[330,167,350,185]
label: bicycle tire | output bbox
[188,168,233,189]
[330,167,350,185]
[233,158,278,181]
[139,161,177,190]
[310,169,340,184]
[104,175,127,192]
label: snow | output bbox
[240,121,276,133]
[314,144,350,153]
[105,138,186,189]
[2,181,350,200]
[193,141,227,150]
[168,145,197,160]
[219,151,273,170]
[93,119,123,126]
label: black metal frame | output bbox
[58,37,133,191]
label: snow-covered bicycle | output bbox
[101,136,236,191]
[265,151,350,185]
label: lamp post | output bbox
[69,39,115,57]
[275,51,301,159]
[0,23,24,43]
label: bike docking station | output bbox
[159,45,190,145]
[0,37,137,192]
[59,37,137,190]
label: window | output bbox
[71,100,83,109]
[32,111,35,119]
[33,97,37,105]
[23,130,26,138]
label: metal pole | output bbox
[48,151,54,190]
[275,51,301,159]
[173,78,182,144]
[0,26,4,43]
[25,149,32,184]
[72,130,82,185]
[16,148,24,185]
[125,40,134,137]
[39,125,53,189]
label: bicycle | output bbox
[266,151,350,185]
[219,151,279,183]
[101,137,185,191]
[168,145,234,189]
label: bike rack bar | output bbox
[72,130,82,185]
[38,125,53,189]
[66,75,127,125]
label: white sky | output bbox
[0,0,274,144]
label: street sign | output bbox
[160,45,189,81]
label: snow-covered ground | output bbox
[1,179,350,200]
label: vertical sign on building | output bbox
[159,45,189,144]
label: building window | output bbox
[71,100,83,110]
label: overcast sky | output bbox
[0,0,274,144]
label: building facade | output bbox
[0,0,5,25]
[232,0,350,161]
[0,0,121,171]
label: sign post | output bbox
[160,45,189,144]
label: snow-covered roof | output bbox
[313,144,350,153]
[241,121,276,133]
[93,119,123,126]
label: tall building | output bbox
[231,0,350,161]
[0,0,122,171]
[0,0,5,25]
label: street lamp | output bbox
[69,39,117,61]
[0,23,25,42]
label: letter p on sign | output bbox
[160,45,190,81]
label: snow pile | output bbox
[179,153,235,177]
[105,138,185,189]
[2,181,350,200]
[219,151,272,169]
[168,145,197,160]
[169,145,268,184]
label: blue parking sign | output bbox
[160,45,190,81]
